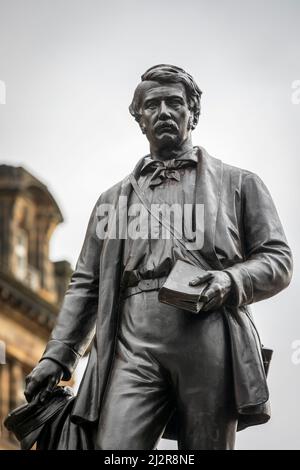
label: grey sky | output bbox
[0,0,299,449]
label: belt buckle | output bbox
[137,279,158,291]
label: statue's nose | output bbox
[158,101,171,119]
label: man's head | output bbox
[129,64,202,152]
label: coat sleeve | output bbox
[224,173,293,307]
[40,197,103,380]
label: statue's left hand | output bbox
[189,270,232,311]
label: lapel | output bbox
[99,155,146,283]
[195,146,224,269]
[118,155,146,236]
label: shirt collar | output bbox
[140,147,198,174]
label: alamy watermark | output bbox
[291,339,300,365]
[0,79,6,104]
[96,198,205,251]
[291,80,300,105]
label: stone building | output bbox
[0,164,72,449]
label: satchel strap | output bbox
[129,174,270,362]
[129,173,211,270]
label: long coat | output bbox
[41,147,293,441]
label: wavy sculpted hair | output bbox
[129,64,202,130]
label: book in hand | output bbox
[158,259,209,313]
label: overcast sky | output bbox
[0,0,300,449]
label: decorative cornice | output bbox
[0,271,58,331]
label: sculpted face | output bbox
[139,82,193,151]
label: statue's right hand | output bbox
[24,359,64,403]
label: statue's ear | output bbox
[187,113,195,131]
[190,108,200,130]
[139,119,147,134]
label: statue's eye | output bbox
[170,99,182,107]
[145,101,156,110]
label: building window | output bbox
[14,228,28,281]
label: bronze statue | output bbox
[23,64,293,450]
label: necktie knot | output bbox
[141,158,196,188]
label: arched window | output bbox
[14,228,28,281]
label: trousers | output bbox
[96,290,237,450]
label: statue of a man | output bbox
[24,65,293,450]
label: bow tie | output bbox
[141,158,196,188]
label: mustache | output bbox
[154,120,179,133]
